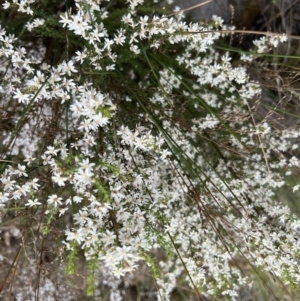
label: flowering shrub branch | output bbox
[0,0,300,300]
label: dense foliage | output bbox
[1,0,300,300]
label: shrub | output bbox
[0,1,300,300]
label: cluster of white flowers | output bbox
[2,0,35,15]
[25,18,45,32]
[0,0,300,300]
[253,34,288,53]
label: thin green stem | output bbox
[167,232,203,301]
